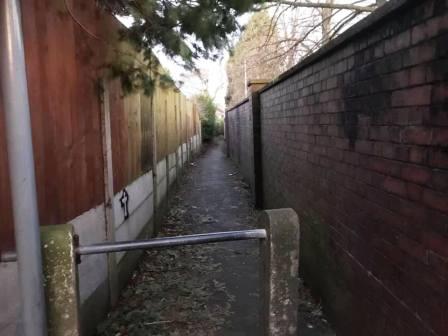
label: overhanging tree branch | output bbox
[268,1,376,12]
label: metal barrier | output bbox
[76,229,267,256]
[1,229,267,263]
[1,208,300,336]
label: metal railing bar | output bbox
[1,229,267,262]
[76,229,267,256]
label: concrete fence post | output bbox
[259,208,300,336]
[100,78,119,306]
[41,224,81,336]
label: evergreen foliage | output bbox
[98,0,265,95]
[97,1,377,96]
[196,93,218,141]
[102,0,264,65]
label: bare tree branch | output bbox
[321,0,335,44]
[328,11,360,39]
[268,1,376,12]
[227,0,382,105]
[263,4,289,47]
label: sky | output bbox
[119,0,378,110]
[151,14,252,111]
[118,14,252,110]
[117,15,243,110]
[154,47,230,110]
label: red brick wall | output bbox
[226,99,255,190]
[227,0,448,335]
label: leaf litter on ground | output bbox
[97,161,334,336]
[96,201,235,336]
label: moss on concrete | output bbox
[41,224,80,336]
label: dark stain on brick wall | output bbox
[226,1,448,335]
[226,99,255,193]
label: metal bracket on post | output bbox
[259,208,300,336]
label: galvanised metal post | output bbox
[0,1,47,335]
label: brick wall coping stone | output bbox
[226,97,250,113]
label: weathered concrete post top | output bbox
[41,224,81,336]
[259,208,300,336]
[247,79,270,94]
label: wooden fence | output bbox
[0,0,200,253]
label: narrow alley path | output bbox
[168,139,262,335]
[97,140,261,336]
[97,140,334,336]
[179,140,262,335]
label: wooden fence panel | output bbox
[181,95,188,144]
[0,92,14,252]
[124,93,142,183]
[109,83,155,193]
[0,0,201,251]
[109,79,128,193]
[20,0,105,226]
[155,85,167,161]
[167,90,178,155]
[140,94,153,174]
